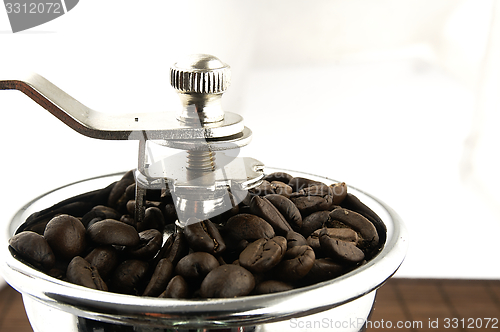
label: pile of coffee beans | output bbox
[8,170,386,299]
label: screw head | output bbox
[171,54,231,94]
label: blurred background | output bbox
[1,0,499,291]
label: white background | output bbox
[1,0,500,288]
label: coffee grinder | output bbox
[0,55,408,332]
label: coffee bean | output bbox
[111,259,149,295]
[288,177,325,192]
[127,229,163,260]
[223,214,275,249]
[254,280,293,295]
[81,205,121,228]
[319,228,365,264]
[263,172,293,183]
[270,181,293,197]
[142,258,173,297]
[300,210,331,238]
[162,203,178,224]
[184,218,226,255]
[318,227,358,243]
[248,180,275,196]
[250,196,292,235]
[9,231,55,270]
[84,246,119,280]
[108,170,135,212]
[175,252,219,281]
[330,182,348,205]
[158,231,189,265]
[341,193,387,253]
[137,207,165,233]
[200,264,255,298]
[66,256,108,291]
[265,194,302,231]
[329,208,379,249]
[120,214,137,228]
[285,231,308,249]
[273,245,315,282]
[307,227,358,257]
[239,236,286,273]
[304,258,346,283]
[159,275,189,299]
[43,214,86,261]
[290,185,334,214]
[87,219,140,247]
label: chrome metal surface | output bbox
[0,72,243,141]
[137,152,265,226]
[0,168,408,331]
[171,54,230,124]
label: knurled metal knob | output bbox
[170,54,230,123]
[171,54,231,94]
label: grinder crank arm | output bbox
[0,71,245,142]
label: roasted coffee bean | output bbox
[159,275,189,299]
[162,203,178,224]
[307,231,321,253]
[108,170,135,212]
[66,256,108,291]
[341,193,387,252]
[263,172,293,183]
[9,231,55,270]
[304,258,346,283]
[126,200,163,219]
[142,259,173,297]
[288,177,325,192]
[200,264,255,298]
[86,217,103,230]
[157,231,189,266]
[330,182,348,205]
[315,227,358,243]
[184,218,226,255]
[137,207,165,233]
[84,246,119,280]
[265,194,302,231]
[273,245,315,282]
[329,208,379,249]
[43,214,86,261]
[111,259,149,295]
[87,219,140,247]
[290,185,334,214]
[319,228,364,264]
[307,227,357,256]
[239,236,286,273]
[290,195,331,216]
[248,180,275,196]
[223,214,275,249]
[254,280,293,295]
[250,196,292,235]
[300,210,331,238]
[270,181,293,197]
[286,231,308,249]
[120,214,137,228]
[81,205,121,228]
[175,252,219,282]
[127,229,163,260]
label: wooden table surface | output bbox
[1,278,499,331]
